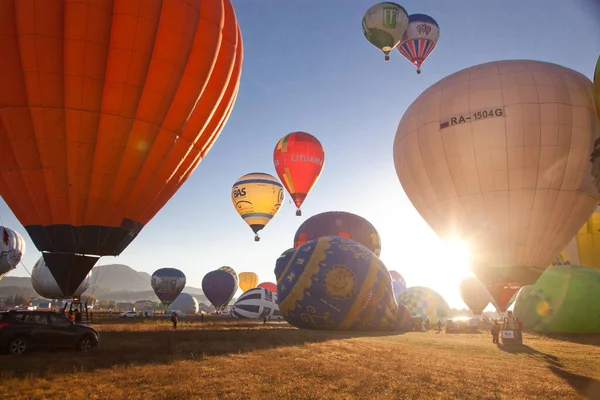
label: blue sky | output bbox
[1,0,599,308]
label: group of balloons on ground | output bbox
[0,1,600,334]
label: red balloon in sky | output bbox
[257,282,277,293]
[273,132,325,216]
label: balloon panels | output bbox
[276,236,411,331]
[0,226,25,280]
[219,266,238,286]
[231,173,284,237]
[273,131,325,212]
[362,2,409,59]
[202,270,238,311]
[394,60,600,288]
[397,14,439,70]
[397,286,450,323]
[294,211,381,256]
[0,0,243,296]
[514,265,600,333]
[167,293,199,315]
[232,287,279,319]
[151,268,186,305]
[238,272,259,292]
[32,257,90,299]
[392,279,407,298]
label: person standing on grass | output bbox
[491,320,500,344]
[200,313,204,323]
[171,311,178,329]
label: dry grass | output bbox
[1,319,599,400]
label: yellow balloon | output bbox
[231,173,284,241]
[556,205,600,271]
[238,272,259,292]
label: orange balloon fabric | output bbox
[0,0,243,295]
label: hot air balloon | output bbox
[167,293,199,315]
[231,173,284,241]
[362,2,409,61]
[556,204,600,271]
[273,132,325,216]
[238,272,259,292]
[276,235,412,331]
[459,277,490,315]
[397,14,440,74]
[219,266,238,286]
[32,257,90,299]
[397,286,450,323]
[0,0,243,297]
[151,268,186,306]
[202,269,237,312]
[257,282,277,293]
[393,60,600,313]
[594,55,600,121]
[514,265,600,334]
[392,279,407,298]
[0,226,25,281]
[294,211,381,256]
[232,287,279,319]
[389,270,401,281]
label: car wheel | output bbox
[77,335,94,352]
[8,337,28,355]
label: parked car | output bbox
[0,310,100,355]
[120,311,139,318]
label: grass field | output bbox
[1,318,599,400]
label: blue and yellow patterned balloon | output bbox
[397,286,450,323]
[275,236,411,331]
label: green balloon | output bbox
[514,265,600,334]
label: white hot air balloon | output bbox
[167,293,199,315]
[394,60,600,309]
[231,287,279,319]
[31,257,90,299]
[0,226,25,280]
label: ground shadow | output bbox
[533,333,600,348]
[0,325,406,378]
[497,344,563,368]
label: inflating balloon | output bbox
[392,280,406,299]
[238,272,259,292]
[232,287,279,319]
[362,2,409,61]
[294,211,381,256]
[397,286,450,323]
[0,0,243,296]
[257,282,277,293]
[557,205,600,271]
[514,265,600,334]
[151,268,186,306]
[202,270,238,312]
[394,60,600,310]
[32,257,91,299]
[0,226,25,281]
[459,277,490,315]
[167,293,199,315]
[231,173,284,241]
[397,14,439,74]
[276,235,412,331]
[219,266,239,286]
[273,132,325,216]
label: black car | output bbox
[0,310,100,355]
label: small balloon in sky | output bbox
[362,2,410,61]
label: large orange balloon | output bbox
[394,60,600,306]
[0,0,243,295]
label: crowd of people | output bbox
[490,310,523,344]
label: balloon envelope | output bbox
[392,279,407,298]
[273,131,325,215]
[257,282,277,293]
[397,14,439,72]
[232,287,279,319]
[238,272,259,292]
[0,1,243,297]
[514,265,600,333]
[594,55,600,121]
[294,211,382,256]
[231,173,284,240]
[151,268,186,306]
[397,286,450,323]
[276,235,411,331]
[219,266,238,286]
[362,2,409,60]
[167,293,199,315]
[558,205,600,272]
[32,257,90,299]
[459,277,490,315]
[202,270,237,311]
[0,226,25,280]
[394,60,600,300]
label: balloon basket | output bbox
[500,329,523,346]
[296,209,302,216]
[254,235,260,242]
[416,69,421,74]
[384,54,390,61]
